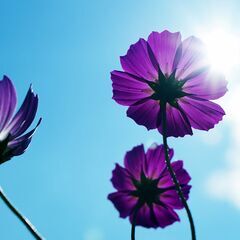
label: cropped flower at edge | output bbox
[0,75,41,164]
[111,30,228,137]
[108,144,191,228]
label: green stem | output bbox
[131,202,142,240]
[161,102,196,240]
[131,207,138,240]
[131,218,135,240]
[0,186,44,240]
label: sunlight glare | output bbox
[199,28,240,74]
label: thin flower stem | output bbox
[131,219,136,240]
[0,186,44,240]
[161,102,196,240]
[131,207,138,240]
[131,202,142,240]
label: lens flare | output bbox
[199,28,240,74]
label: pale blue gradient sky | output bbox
[0,0,238,239]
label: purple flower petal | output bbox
[183,70,228,100]
[179,97,225,131]
[8,118,41,148]
[158,104,193,137]
[0,76,17,131]
[110,163,135,191]
[175,36,208,80]
[145,144,173,179]
[158,173,173,189]
[158,161,191,209]
[127,99,160,130]
[153,203,180,228]
[130,203,158,228]
[120,38,158,81]
[7,118,41,157]
[160,185,191,209]
[0,77,41,164]
[111,70,152,106]
[6,86,38,139]
[124,145,145,181]
[171,160,191,185]
[108,192,137,218]
[147,31,182,76]
[158,161,191,188]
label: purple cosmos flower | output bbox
[0,75,41,164]
[111,30,227,137]
[108,144,191,228]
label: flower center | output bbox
[148,70,188,107]
[131,173,161,205]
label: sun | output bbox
[198,27,240,75]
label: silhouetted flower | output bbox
[108,144,191,228]
[111,30,227,137]
[0,76,41,164]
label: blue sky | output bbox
[0,0,239,239]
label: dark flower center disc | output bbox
[148,70,188,107]
[131,173,160,205]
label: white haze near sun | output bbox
[195,24,240,208]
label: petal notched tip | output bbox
[149,30,181,38]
